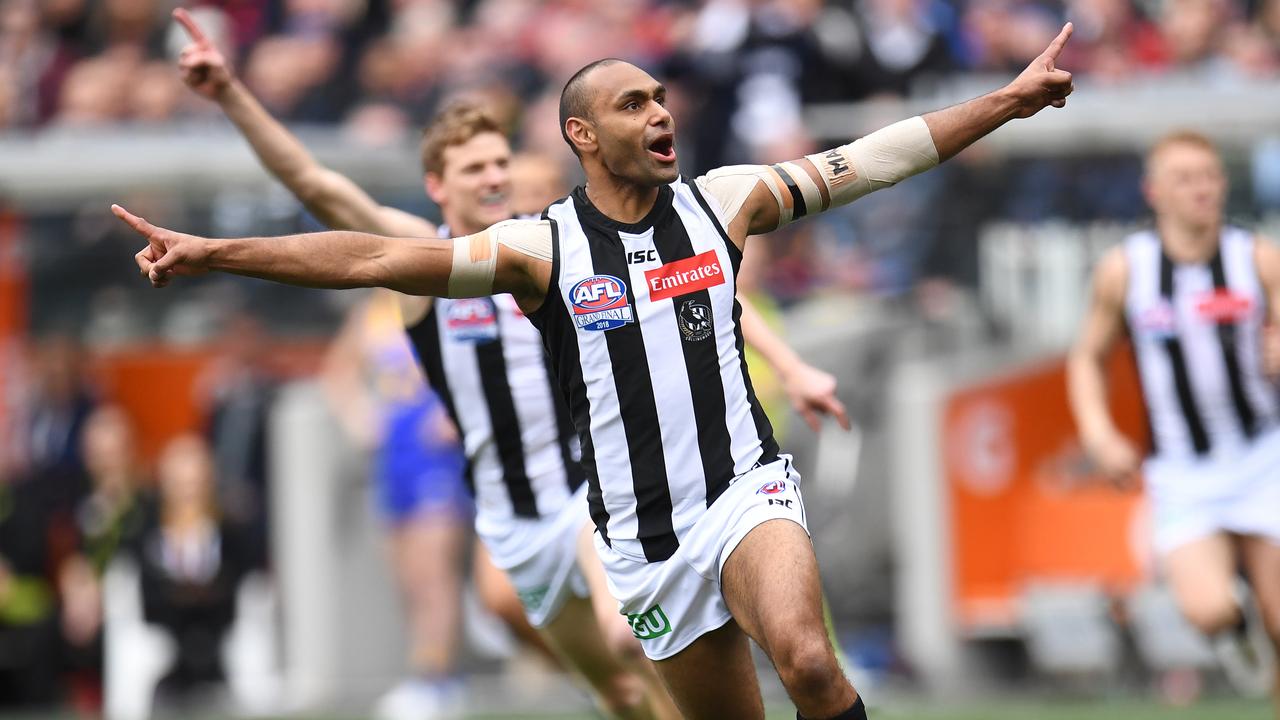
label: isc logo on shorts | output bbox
[445,298,499,343]
[571,275,634,332]
[644,250,725,302]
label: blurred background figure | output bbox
[131,433,258,709]
[58,404,145,713]
[321,291,471,720]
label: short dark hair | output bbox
[558,58,625,157]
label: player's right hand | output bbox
[1083,429,1141,488]
[1005,22,1075,118]
[174,8,233,100]
[112,204,212,288]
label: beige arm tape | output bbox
[697,166,788,227]
[805,115,939,209]
[447,219,553,297]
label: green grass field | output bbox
[455,698,1272,719]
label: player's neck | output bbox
[1157,217,1220,265]
[446,217,483,237]
[583,169,660,224]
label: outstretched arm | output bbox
[738,295,850,432]
[173,9,431,238]
[1067,247,1140,484]
[113,205,552,308]
[702,23,1075,244]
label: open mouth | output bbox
[647,134,676,164]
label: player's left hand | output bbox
[780,362,852,433]
[1005,22,1075,118]
[111,204,212,288]
[1263,323,1280,379]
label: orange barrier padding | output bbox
[943,345,1149,631]
[91,342,326,467]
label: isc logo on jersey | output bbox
[446,298,500,343]
[571,275,634,332]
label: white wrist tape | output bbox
[805,115,939,209]
[446,219,553,297]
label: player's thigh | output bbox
[539,595,630,688]
[1163,532,1239,631]
[576,523,637,650]
[1240,535,1280,640]
[395,511,467,588]
[652,620,763,720]
[720,518,828,658]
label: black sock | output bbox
[797,695,867,720]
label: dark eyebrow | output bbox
[615,85,666,106]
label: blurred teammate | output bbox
[320,290,471,719]
[1069,131,1280,710]
[124,20,1073,718]
[170,10,846,718]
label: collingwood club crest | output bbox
[677,300,713,342]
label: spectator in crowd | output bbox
[131,434,256,700]
[18,335,98,515]
[0,471,61,708]
[196,312,277,565]
[58,405,145,710]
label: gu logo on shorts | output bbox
[756,479,786,495]
[1195,290,1253,324]
[445,298,499,343]
[1135,302,1177,338]
[677,300,713,342]
[571,275,634,332]
[625,604,673,640]
[517,585,550,611]
[644,250,725,302]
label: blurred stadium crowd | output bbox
[2,0,1280,717]
[1,0,1279,134]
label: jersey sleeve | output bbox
[694,166,784,231]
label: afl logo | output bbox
[571,275,634,332]
[445,298,499,343]
[756,479,786,495]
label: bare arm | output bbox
[113,205,550,308]
[174,9,431,238]
[738,294,850,432]
[711,23,1075,242]
[1067,247,1140,482]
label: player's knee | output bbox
[594,670,647,717]
[774,636,843,700]
[1178,593,1240,635]
[603,619,646,665]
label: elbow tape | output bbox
[446,219,553,297]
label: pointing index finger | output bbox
[173,8,211,45]
[1044,21,1073,63]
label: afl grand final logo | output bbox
[677,300,713,342]
[570,275,634,332]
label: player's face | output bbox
[589,64,678,186]
[428,132,513,232]
[1144,143,1227,231]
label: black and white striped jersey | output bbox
[1124,227,1280,460]
[405,226,584,537]
[529,180,780,563]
